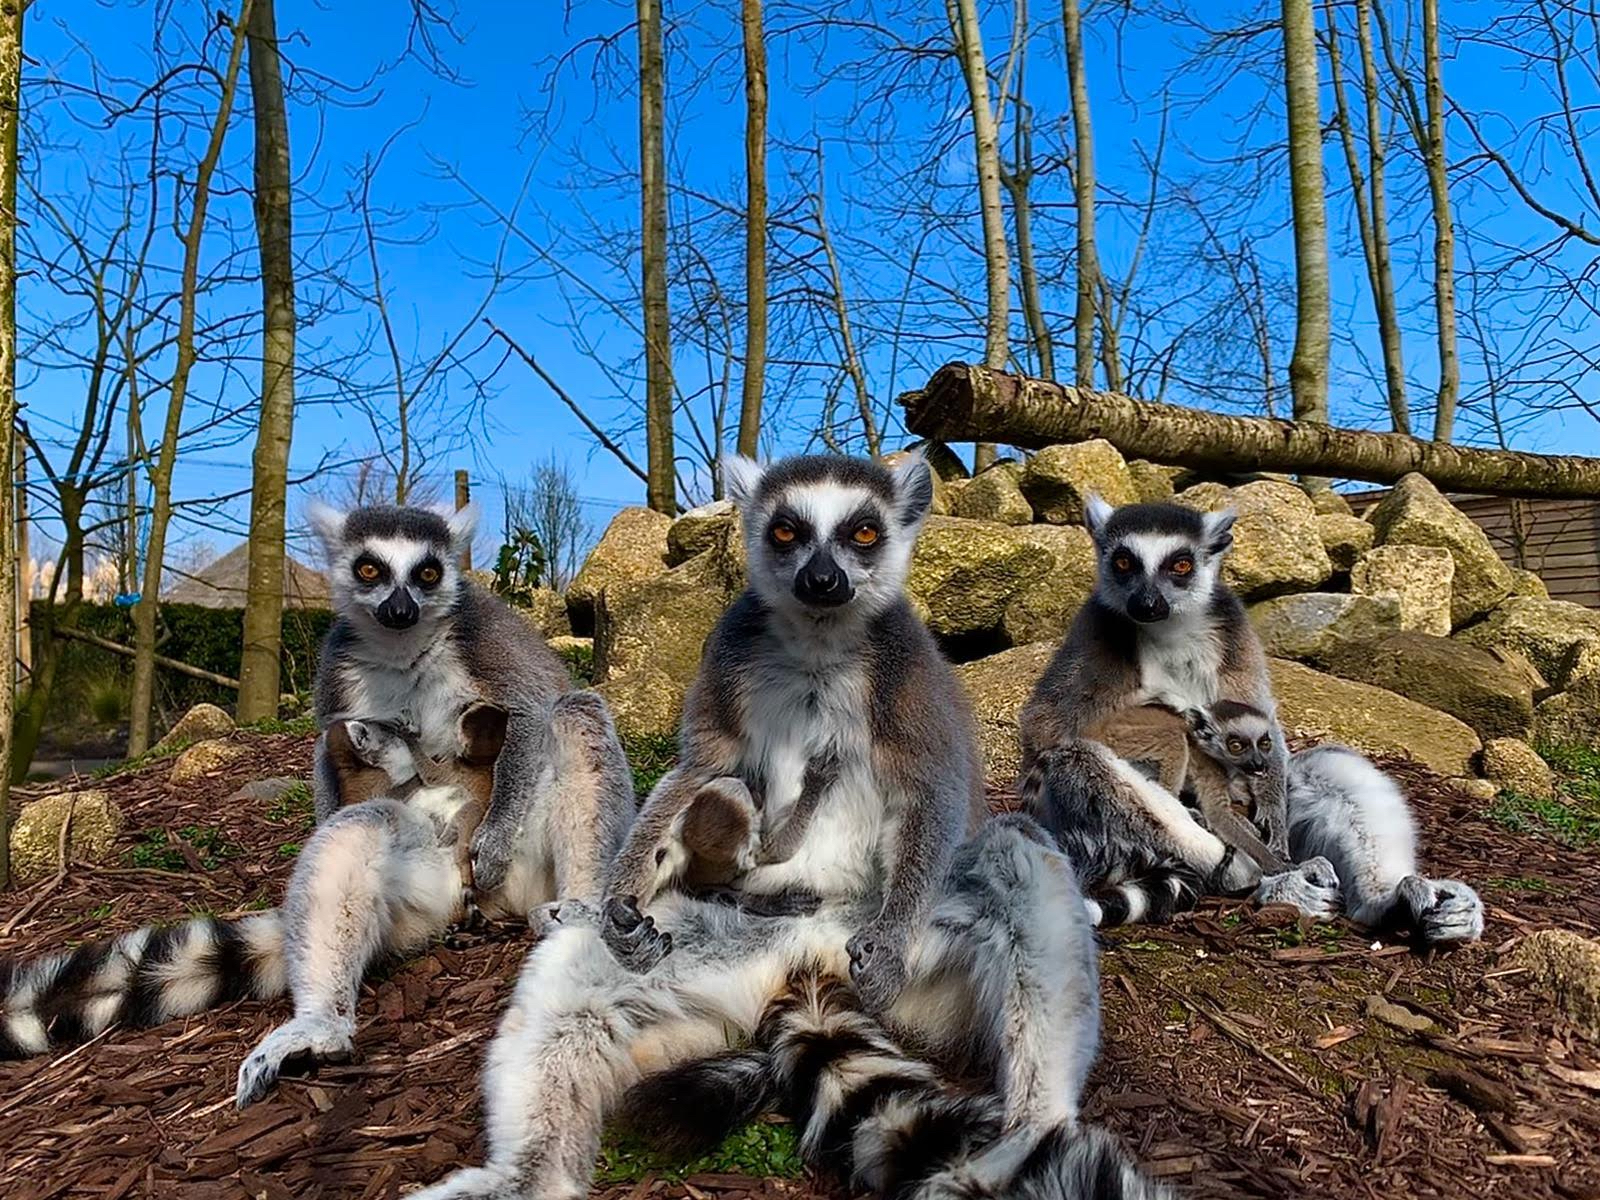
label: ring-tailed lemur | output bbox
[409,455,1130,1200]
[1019,496,1340,925]
[308,502,634,908]
[0,706,500,1065]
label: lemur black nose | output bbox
[1127,590,1169,623]
[794,552,851,607]
[376,587,420,629]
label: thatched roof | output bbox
[164,543,331,610]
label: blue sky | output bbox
[16,0,1599,574]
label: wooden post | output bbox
[454,469,472,571]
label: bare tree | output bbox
[238,0,296,724]
[948,0,1010,470]
[1062,0,1104,391]
[504,455,593,592]
[1281,0,1331,460]
[639,0,676,511]
[736,0,767,458]
[998,0,1052,381]
[128,0,254,757]
[0,0,19,874]
[1420,0,1458,442]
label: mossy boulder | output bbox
[1267,658,1482,778]
[954,641,1056,781]
[1455,596,1600,689]
[567,507,672,629]
[1350,545,1454,637]
[8,790,123,885]
[1249,593,1402,667]
[1513,930,1600,1039]
[1367,474,1512,626]
[907,517,1054,638]
[1532,692,1600,750]
[1020,440,1139,525]
[595,667,684,743]
[1000,525,1099,646]
[170,739,253,785]
[1310,489,1354,517]
[1481,738,1556,802]
[1126,460,1181,504]
[1510,568,1549,600]
[666,500,737,566]
[1316,513,1374,573]
[153,703,235,755]
[1322,632,1535,742]
[952,464,1033,525]
[1177,480,1333,600]
[593,568,726,688]
[516,587,572,640]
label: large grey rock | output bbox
[1513,930,1600,1039]
[596,667,684,743]
[9,790,123,885]
[907,517,1053,638]
[954,642,1056,781]
[1310,489,1354,517]
[1268,658,1482,778]
[594,568,727,688]
[1000,525,1098,646]
[952,464,1033,525]
[1367,474,1512,626]
[1350,545,1454,637]
[1020,440,1139,525]
[1533,692,1600,750]
[1481,738,1556,801]
[1322,632,1536,742]
[1316,513,1374,573]
[153,703,235,754]
[666,500,737,566]
[1126,460,1180,503]
[1510,568,1549,600]
[1248,593,1402,667]
[1455,596,1600,688]
[567,507,672,629]
[1177,480,1333,600]
[516,587,571,640]
[170,738,253,785]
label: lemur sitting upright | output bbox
[411,454,1147,1200]
[1020,496,1340,926]
[1186,706,1483,948]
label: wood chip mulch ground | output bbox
[2,734,1598,1199]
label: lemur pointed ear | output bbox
[889,450,934,525]
[1083,493,1115,540]
[306,500,348,558]
[1203,509,1237,555]
[721,454,765,508]
[445,502,480,555]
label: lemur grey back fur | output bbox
[1018,496,1340,926]
[309,501,633,908]
[410,456,1117,1200]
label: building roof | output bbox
[163,543,331,610]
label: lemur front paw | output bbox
[1254,857,1343,921]
[1409,877,1485,947]
[601,895,674,973]
[236,1016,354,1109]
[847,924,908,1014]
[468,824,514,894]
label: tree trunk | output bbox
[901,362,1600,499]
[812,153,878,457]
[1326,0,1408,434]
[238,0,296,725]
[127,0,253,757]
[735,0,767,460]
[638,0,675,512]
[1062,0,1102,391]
[1281,0,1331,459]
[1421,0,1458,443]
[0,0,18,865]
[999,0,1051,381]
[948,0,1008,471]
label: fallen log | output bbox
[55,625,241,689]
[900,362,1600,499]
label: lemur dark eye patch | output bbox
[767,509,811,549]
[412,557,445,588]
[837,506,885,549]
[353,555,387,585]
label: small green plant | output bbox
[557,639,594,685]
[623,732,679,799]
[266,781,315,829]
[244,714,318,737]
[1488,790,1600,848]
[87,675,127,724]
[594,1120,803,1185]
[277,842,303,859]
[128,825,241,871]
[87,901,115,920]
[492,528,549,608]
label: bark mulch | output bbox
[2,736,1598,1199]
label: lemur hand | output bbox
[847,922,908,1013]
[469,822,514,894]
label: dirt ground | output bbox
[2,732,1599,1200]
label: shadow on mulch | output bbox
[1,735,1598,1199]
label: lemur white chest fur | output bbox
[1135,618,1223,712]
[734,645,883,899]
[337,637,479,759]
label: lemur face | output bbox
[1186,702,1276,775]
[309,502,478,633]
[1084,496,1235,624]
[723,452,933,619]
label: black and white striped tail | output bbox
[1087,861,1202,929]
[0,912,285,1059]
[622,974,1167,1200]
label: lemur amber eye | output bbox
[1112,552,1134,573]
[417,565,441,586]
[1169,555,1195,577]
[1258,736,1272,751]
[851,524,880,547]
[1227,738,1245,754]
[770,522,797,546]
[355,560,381,583]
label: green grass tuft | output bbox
[558,641,595,685]
[242,713,318,737]
[128,824,241,871]
[266,780,315,829]
[623,732,679,799]
[594,1120,804,1185]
